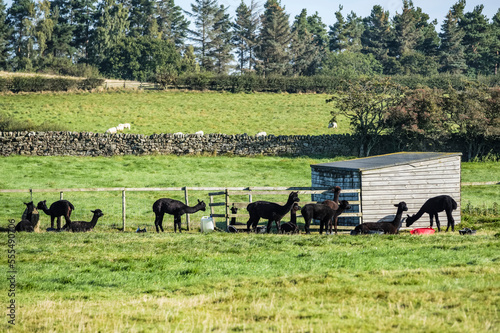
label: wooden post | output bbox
[30,188,33,202]
[225,189,229,229]
[184,187,190,231]
[60,191,64,200]
[209,195,215,218]
[122,190,126,231]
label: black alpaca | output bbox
[153,198,206,233]
[246,191,300,233]
[63,209,104,232]
[302,200,351,234]
[37,200,75,230]
[326,200,351,234]
[352,202,408,235]
[406,195,457,232]
[320,186,343,234]
[280,202,301,234]
[15,201,39,232]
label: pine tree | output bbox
[7,0,36,70]
[439,1,466,74]
[461,5,493,75]
[492,9,500,75]
[48,0,76,58]
[157,0,190,49]
[208,4,233,74]
[329,6,364,53]
[361,5,393,72]
[233,0,259,73]
[0,0,12,69]
[35,0,54,60]
[290,9,321,76]
[256,0,292,76]
[392,0,421,57]
[188,0,220,71]
[71,0,97,61]
[128,0,158,38]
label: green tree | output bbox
[492,10,500,75]
[460,5,491,75]
[256,0,292,76]
[48,0,76,59]
[320,51,382,78]
[329,6,364,53]
[439,1,467,74]
[100,36,180,80]
[290,9,321,76]
[157,0,190,49]
[70,0,97,61]
[188,0,221,71]
[7,0,36,70]
[327,78,405,157]
[233,0,259,73]
[0,0,12,69]
[128,0,158,38]
[34,0,54,60]
[208,4,233,74]
[361,5,393,74]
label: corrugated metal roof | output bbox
[312,152,462,171]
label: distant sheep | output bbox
[123,123,131,129]
[174,132,184,137]
[195,131,204,136]
[328,122,338,129]
[256,132,267,137]
[116,124,125,131]
[106,127,117,134]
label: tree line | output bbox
[1,0,499,81]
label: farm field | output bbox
[0,90,347,135]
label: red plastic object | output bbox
[410,228,435,235]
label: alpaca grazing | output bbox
[63,209,104,232]
[406,195,458,232]
[37,200,75,230]
[246,191,300,233]
[153,198,206,233]
[15,201,40,232]
[351,202,408,235]
[280,202,301,234]
[302,200,351,234]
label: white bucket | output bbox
[200,216,214,233]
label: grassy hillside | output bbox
[0,90,346,135]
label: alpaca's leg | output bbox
[63,214,71,229]
[266,219,273,233]
[175,215,182,233]
[304,218,311,234]
[445,209,455,232]
[154,213,163,233]
[246,214,259,231]
[434,213,441,232]
[51,216,55,229]
[56,216,62,230]
[275,220,281,234]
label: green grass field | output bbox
[1,90,348,135]
[1,90,499,332]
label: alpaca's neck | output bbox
[333,190,340,204]
[392,207,405,227]
[40,207,51,216]
[90,214,101,228]
[185,203,203,214]
[408,208,426,223]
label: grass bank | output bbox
[1,232,498,332]
[0,90,345,135]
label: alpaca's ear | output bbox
[407,214,411,218]
[394,204,398,207]
[91,210,95,213]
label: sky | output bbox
[3,0,499,29]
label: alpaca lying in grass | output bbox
[15,201,40,232]
[63,209,104,232]
[406,195,457,232]
[280,202,301,234]
[351,202,408,235]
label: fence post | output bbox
[184,187,190,231]
[30,188,33,202]
[60,191,64,200]
[225,189,229,229]
[122,190,126,231]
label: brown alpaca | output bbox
[351,202,408,235]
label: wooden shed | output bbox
[310,152,462,228]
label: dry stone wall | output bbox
[0,131,357,157]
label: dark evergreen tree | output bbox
[329,6,364,53]
[256,0,292,76]
[157,0,190,49]
[188,0,220,71]
[461,5,492,75]
[233,0,259,73]
[208,4,233,74]
[439,0,466,74]
[48,0,76,59]
[128,0,158,38]
[35,0,54,60]
[0,0,12,69]
[361,5,393,74]
[70,0,97,61]
[290,9,322,76]
[7,0,36,70]
[492,9,500,75]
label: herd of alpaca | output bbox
[14,191,458,235]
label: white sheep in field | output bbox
[328,122,338,129]
[256,132,267,137]
[173,132,184,137]
[123,123,131,130]
[106,127,117,134]
[116,124,125,131]
[195,131,204,136]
